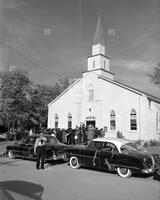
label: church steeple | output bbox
[87,16,113,80]
[92,15,106,56]
[93,15,105,46]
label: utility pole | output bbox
[0,0,3,113]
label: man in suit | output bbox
[34,132,47,169]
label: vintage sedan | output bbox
[6,134,68,161]
[64,137,160,178]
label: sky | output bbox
[1,0,160,97]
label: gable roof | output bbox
[99,75,160,103]
[48,78,82,106]
[48,71,160,106]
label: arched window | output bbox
[68,113,72,129]
[88,85,94,101]
[130,109,137,130]
[55,114,59,128]
[110,110,116,130]
[93,60,95,68]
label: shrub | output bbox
[134,139,160,147]
[143,141,149,147]
[117,131,124,138]
[136,139,142,146]
[149,139,160,146]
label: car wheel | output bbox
[8,150,15,159]
[69,156,80,169]
[117,167,132,178]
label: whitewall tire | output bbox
[8,150,15,159]
[69,156,80,169]
[117,167,132,178]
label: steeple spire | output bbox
[93,15,105,46]
[86,15,113,79]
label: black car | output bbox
[64,137,160,178]
[6,134,68,161]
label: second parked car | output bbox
[6,134,68,161]
[64,137,160,178]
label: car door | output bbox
[27,137,36,158]
[81,141,102,168]
[19,137,36,158]
[99,142,119,170]
[14,138,31,157]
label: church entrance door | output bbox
[86,120,96,127]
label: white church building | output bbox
[48,17,160,141]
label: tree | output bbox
[58,77,70,93]
[29,78,70,130]
[30,84,58,129]
[0,69,71,132]
[0,69,32,131]
[149,63,160,87]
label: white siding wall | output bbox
[48,72,160,140]
[48,79,83,129]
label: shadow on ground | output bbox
[46,160,66,167]
[0,180,44,200]
[0,159,21,167]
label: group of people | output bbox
[44,125,105,145]
[33,125,105,170]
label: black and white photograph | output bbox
[0,0,160,199]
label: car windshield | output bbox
[120,142,148,154]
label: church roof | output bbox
[48,71,160,107]
[99,75,160,103]
[93,15,105,46]
[48,78,82,106]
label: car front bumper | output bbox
[141,168,154,174]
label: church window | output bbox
[156,111,160,134]
[93,60,95,68]
[88,85,94,101]
[130,109,137,130]
[110,110,116,130]
[68,113,72,129]
[55,114,59,128]
[89,89,94,101]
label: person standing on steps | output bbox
[34,131,47,169]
